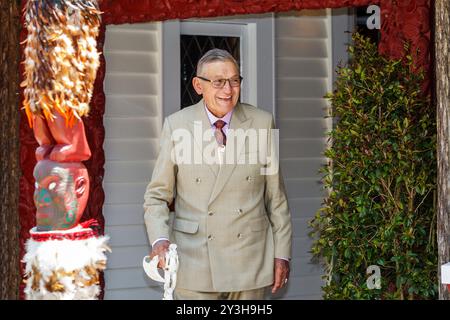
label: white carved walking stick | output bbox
[143,244,178,300]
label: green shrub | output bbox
[310,33,437,299]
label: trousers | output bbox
[174,287,268,300]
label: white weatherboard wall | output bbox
[103,22,164,299]
[273,9,332,299]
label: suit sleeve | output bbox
[143,118,177,245]
[264,117,293,260]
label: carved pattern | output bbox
[101,0,375,23]
[379,0,431,90]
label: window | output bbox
[180,35,240,108]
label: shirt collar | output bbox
[204,104,233,126]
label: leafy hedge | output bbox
[310,33,437,299]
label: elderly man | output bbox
[144,48,292,300]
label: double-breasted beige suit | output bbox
[144,100,292,292]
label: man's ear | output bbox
[75,176,86,198]
[192,77,203,95]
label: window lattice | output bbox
[180,35,240,109]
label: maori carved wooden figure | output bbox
[21,0,109,300]
[22,0,99,230]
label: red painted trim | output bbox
[29,227,99,242]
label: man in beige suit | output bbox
[144,49,292,300]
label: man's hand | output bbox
[271,258,290,294]
[150,239,171,269]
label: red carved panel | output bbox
[221,0,376,15]
[81,24,107,236]
[101,0,376,24]
[379,0,431,91]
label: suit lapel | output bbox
[208,103,252,205]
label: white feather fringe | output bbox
[23,227,110,300]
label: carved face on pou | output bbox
[33,160,89,231]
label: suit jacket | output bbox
[143,100,292,292]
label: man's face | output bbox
[193,60,240,117]
[33,160,89,231]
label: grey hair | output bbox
[196,48,240,76]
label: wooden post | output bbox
[0,0,22,300]
[436,0,450,300]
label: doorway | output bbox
[102,8,353,300]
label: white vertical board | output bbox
[103,22,164,300]
[274,9,334,299]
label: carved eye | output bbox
[48,182,56,190]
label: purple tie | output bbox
[214,120,227,146]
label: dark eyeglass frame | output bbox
[197,76,243,89]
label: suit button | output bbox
[208,235,214,241]
[196,178,201,184]
[236,209,243,215]
[208,211,214,216]
[237,233,243,239]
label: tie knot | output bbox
[214,120,226,130]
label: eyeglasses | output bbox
[197,76,243,89]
